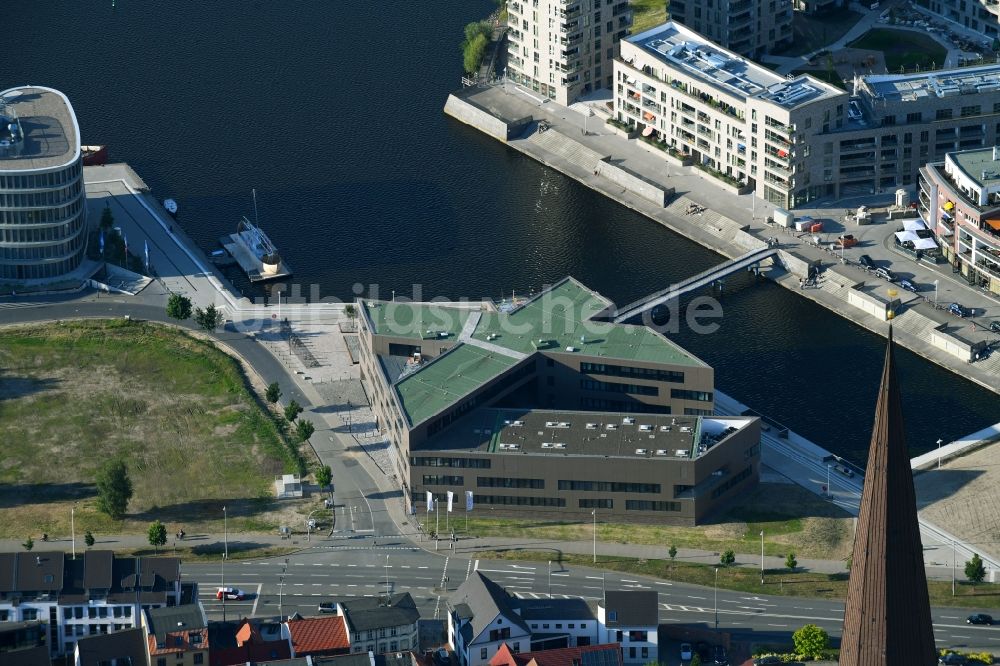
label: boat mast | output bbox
[252,188,260,226]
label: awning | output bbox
[642,125,654,137]
[940,210,953,221]
[626,76,636,85]
[777,149,788,158]
[902,219,926,231]
[914,238,938,250]
[943,200,955,211]
[642,111,655,121]
[895,231,920,243]
[986,218,1000,231]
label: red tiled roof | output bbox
[287,615,350,656]
[491,643,623,666]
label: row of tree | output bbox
[461,21,493,74]
[166,293,224,331]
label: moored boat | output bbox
[163,198,178,217]
[81,145,108,166]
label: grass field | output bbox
[630,0,668,34]
[0,319,309,540]
[848,28,947,72]
[479,550,1000,608]
[463,483,854,560]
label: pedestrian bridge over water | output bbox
[607,246,779,323]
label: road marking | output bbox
[434,595,442,619]
[476,568,536,576]
[474,560,480,572]
[439,557,450,592]
[620,579,638,583]
[583,585,603,590]
[942,616,960,619]
[654,581,672,586]
[294,563,305,566]
[466,560,473,581]
[586,576,602,580]
[418,566,428,569]
[250,583,262,617]
[767,624,788,628]
[293,583,304,586]
[552,573,569,577]
[951,635,970,639]
[687,596,707,600]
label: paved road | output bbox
[181,549,1000,652]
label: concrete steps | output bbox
[892,309,942,341]
[526,129,605,172]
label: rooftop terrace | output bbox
[422,408,753,459]
[863,63,1000,102]
[948,146,1000,190]
[0,86,79,170]
[625,22,842,108]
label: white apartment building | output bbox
[506,0,632,104]
[0,550,184,659]
[668,0,793,58]
[615,21,843,208]
[615,21,1000,208]
[914,0,1000,39]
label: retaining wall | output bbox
[444,94,530,142]
[596,159,673,207]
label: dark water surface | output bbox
[6,0,996,463]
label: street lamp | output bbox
[592,510,597,564]
[548,561,552,599]
[714,567,719,631]
[279,558,289,621]
[937,438,944,470]
[277,290,282,320]
[826,464,831,499]
[934,279,939,306]
[223,506,228,560]
[71,503,77,560]
[385,554,391,601]
[760,530,765,585]
[952,539,957,597]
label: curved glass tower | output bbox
[0,86,88,280]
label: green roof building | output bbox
[358,277,759,525]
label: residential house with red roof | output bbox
[284,614,351,658]
[489,642,623,666]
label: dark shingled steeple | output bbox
[839,328,936,665]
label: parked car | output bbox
[753,657,783,666]
[967,613,993,625]
[680,643,694,662]
[216,587,246,600]
[836,234,859,248]
[712,645,729,665]
[874,266,897,282]
[939,652,967,665]
[949,302,972,318]
[990,321,1000,333]
[318,602,336,613]
[695,642,712,660]
[898,278,917,292]
[858,254,875,269]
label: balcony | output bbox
[730,12,753,28]
[697,111,710,123]
[729,0,753,12]
[697,126,713,138]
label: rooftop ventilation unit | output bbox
[639,424,653,432]
[586,423,599,430]
[606,424,618,430]
[659,425,671,432]
[655,449,668,456]
[554,443,567,449]
[675,449,690,457]
[622,417,636,425]
[635,448,647,455]
[511,420,524,427]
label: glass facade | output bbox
[0,159,88,280]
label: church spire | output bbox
[839,328,936,665]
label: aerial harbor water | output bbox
[6,0,995,464]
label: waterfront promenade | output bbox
[444,84,1000,393]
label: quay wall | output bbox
[596,158,673,207]
[441,89,1000,395]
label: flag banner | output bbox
[99,230,105,252]
[144,240,150,270]
[447,491,454,513]
[465,491,474,512]
[426,491,433,511]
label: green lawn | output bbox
[479,550,1000,609]
[774,7,863,56]
[848,28,947,72]
[462,483,854,560]
[0,320,307,539]
[630,0,668,34]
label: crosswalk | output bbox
[0,301,50,310]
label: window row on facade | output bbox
[0,178,82,208]
[580,361,685,383]
[0,226,85,260]
[0,219,79,244]
[0,163,81,191]
[0,253,84,280]
[421,477,665,493]
[0,198,83,227]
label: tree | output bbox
[193,304,224,331]
[284,400,303,422]
[95,459,133,520]
[148,520,167,553]
[316,465,332,489]
[966,553,986,588]
[84,531,95,548]
[166,293,192,321]
[668,545,678,561]
[785,552,798,571]
[463,33,489,74]
[720,549,735,566]
[345,304,357,319]
[100,205,114,230]
[792,624,829,659]
[265,382,282,404]
[296,419,316,442]
[23,536,33,551]
[690,655,702,666]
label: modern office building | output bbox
[614,21,1000,208]
[0,550,184,659]
[913,0,999,40]
[668,0,792,58]
[919,146,1000,295]
[506,0,632,104]
[0,85,89,281]
[358,277,761,525]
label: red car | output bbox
[836,234,858,248]
[216,587,246,600]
